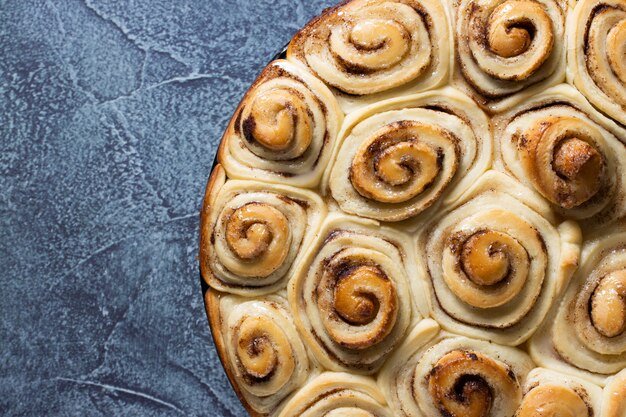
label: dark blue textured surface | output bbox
[0,1,335,415]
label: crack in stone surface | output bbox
[82,0,193,70]
[55,377,185,414]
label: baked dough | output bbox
[288,0,451,112]
[378,319,536,417]
[218,60,343,188]
[200,0,626,415]
[567,0,626,127]
[494,84,626,227]
[288,214,418,374]
[200,166,325,295]
[327,87,492,223]
[415,171,580,345]
[517,368,602,417]
[453,0,567,112]
[530,224,626,386]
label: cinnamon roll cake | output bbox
[200,0,626,415]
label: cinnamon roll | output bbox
[199,1,626,414]
[516,368,602,417]
[568,0,626,127]
[379,319,535,417]
[530,226,626,386]
[277,372,393,417]
[602,369,626,417]
[219,60,343,188]
[495,84,626,227]
[287,0,451,112]
[327,87,492,223]
[453,0,566,112]
[416,170,581,345]
[288,213,418,373]
[206,291,314,416]
[199,165,325,295]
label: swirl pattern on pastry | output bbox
[288,214,416,373]
[328,87,492,223]
[207,292,312,416]
[454,0,566,111]
[602,369,626,417]
[517,368,602,417]
[277,372,393,417]
[568,0,626,127]
[200,1,626,414]
[287,0,450,111]
[495,84,626,226]
[416,171,581,345]
[531,228,626,384]
[379,320,535,417]
[200,166,325,295]
[219,60,342,188]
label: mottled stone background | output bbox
[0,1,335,415]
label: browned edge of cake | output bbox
[199,163,262,416]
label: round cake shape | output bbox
[200,0,626,415]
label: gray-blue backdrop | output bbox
[1,1,335,415]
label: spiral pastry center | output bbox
[334,265,391,326]
[552,138,603,183]
[522,116,607,209]
[444,220,530,309]
[288,0,447,96]
[237,318,278,379]
[319,258,398,350]
[467,0,556,82]
[350,122,454,204]
[517,385,588,417]
[243,88,313,159]
[235,316,295,387]
[428,350,518,417]
[339,19,410,71]
[590,269,626,338]
[461,231,519,286]
[224,203,290,276]
[487,1,543,58]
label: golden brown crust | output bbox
[216,64,279,167]
[200,169,325,295]
[285,1,350,57]
[204,289,264,417]
[200,2,626,415]
[200,168,254,416]
[205,288,313,416]
[199,164,227,289]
